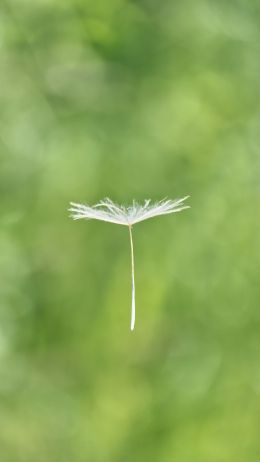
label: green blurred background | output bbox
[1,0,260,460]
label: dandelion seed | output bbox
[69,196,190,331]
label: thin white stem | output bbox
[128,225,135,331]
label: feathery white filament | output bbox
[69,196,190,330]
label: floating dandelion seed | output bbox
[69,197,190,331]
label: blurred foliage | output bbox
[0,0,260,460]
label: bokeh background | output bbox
[1,0,260,460]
